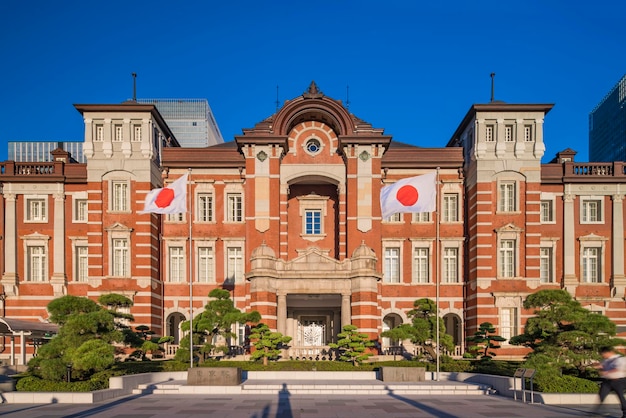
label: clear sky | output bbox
[1,0,625,163]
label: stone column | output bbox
[1,193,18,295]
[611,194,626,297]
[50,191,67,296]
[563,192,577,295]
[277,292,287,335]
[341,293,351,328]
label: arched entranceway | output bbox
[443,313,462,355]
[382,313,403,354]
[166,312,186,344]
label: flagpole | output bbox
[435,166,440,381]
[188,168,193,368]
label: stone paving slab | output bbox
[0,393,617,418]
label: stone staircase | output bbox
[131,371,493,396]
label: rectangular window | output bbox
[500,307,518,341]
[76,246,88,282]
[524,125,533,142]
[540,200,553,223]
[95,125,104,141]
[443,247,458,283]
[27,246,46,282]
[197,194,213,222]
[75,199,88,222]
[540,247,553,283]
[169,247,184,282]
[198,247,214,283]
[27,198,47,222]
[112,238,129,277]
[499,182,516,212]
[582,247,600,283]
[112,181,129,212]
[384,247,400,283]
[443,194,458,222]
[582,200,602,223]
[385,213,402,222]
[413,248,429,283]
[227,194,243,222]
[505,125,513,142]
[132,125,142,142]
[167,213,184,222]
[413,212,430,223]
[226,247,243,284]
[485,125,494,142]
[305,210,322,234]
[114,125,123,142]
[499,239,516,278]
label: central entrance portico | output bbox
[247,243,381,355]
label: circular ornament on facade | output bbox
[359,150,370,161]
[256,150,268,162]
[306,138,321,155]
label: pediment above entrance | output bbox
[285,247,347,272]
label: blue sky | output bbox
[1,0,625,163]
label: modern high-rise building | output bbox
[1,82,625,367]
[7,141,85,163]
[137,98,223,147]
[589,74,626,162]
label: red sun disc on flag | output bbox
[396,185,419,206]
[154,188,175,208]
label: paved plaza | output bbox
[0,393,618,418]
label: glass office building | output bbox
[589,74,626,162]
[7,141,85,163]
[137,99,224,147]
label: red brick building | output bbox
[1,82,625,364]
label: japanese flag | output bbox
[380,172,437,219]
[142,173,188,214]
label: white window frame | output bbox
[384,213,403,223]
[166,213,186,223]
[383,240,402,283]
[540,193,556,224]
[73,240,89,282]
[298,194,328,241]
[168,246,185,283]
[94,124,104,142]
[485,125,495,142]
[494,295,522,344]
[504,125,514,142]
[442,247,459,283]
[225,245,244,285]
[73,194,88,223]
[411,240,432,284]
[579,234,607,284]
[25,196,47,222]
[412,212,431,223]
[442,193,458,222]
[539,246,554,283]
[581,197,603,224]
[132,124,142,142]
[500,307,518,341]
[226,193,243,223]
[495,224,522,279]
[27,245,47,282]
[112,238,129,277]
[304,209,322,234]
[498,181,517,213]
[524,124,534,142]
[111,180,130,212]
[197,245,215,283]
[113,124,123,142]
[197,193,213,223]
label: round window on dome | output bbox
[306,138,321,154]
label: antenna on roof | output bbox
[132,72,137,102]
[275,85,280,112]
[490,72,495,102]
[346,85,350,110]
